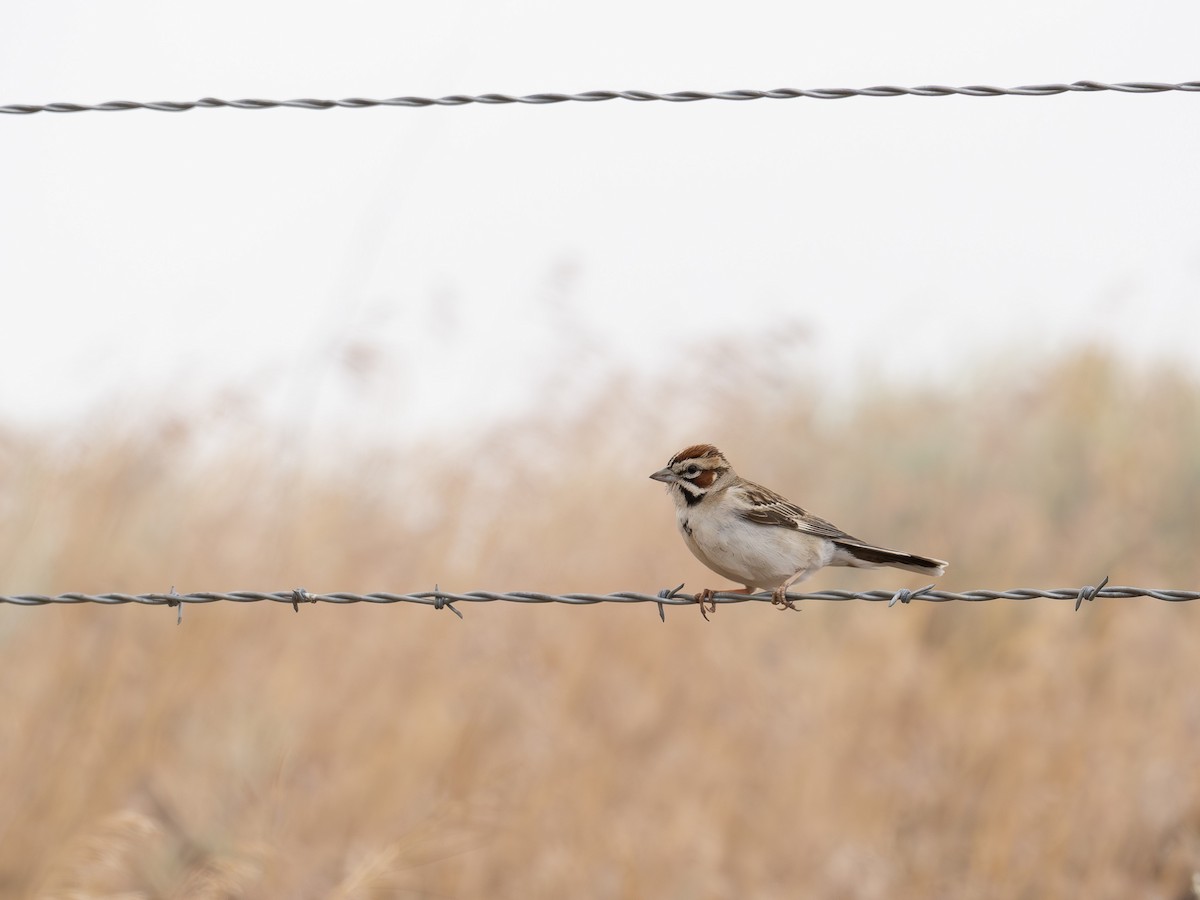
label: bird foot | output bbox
[693,588,717,621]
[771,587,800,611]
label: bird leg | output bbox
[771,588,799,611]
[692,585,755,621]
[771,570,810,611]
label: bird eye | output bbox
[685,465,700,476]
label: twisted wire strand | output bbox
[3,80,1198,116]
[1,585,1195,612]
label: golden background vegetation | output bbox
[2,348,1198,898]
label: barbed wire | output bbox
[3,80,1197,117]
[2,580,1196,623]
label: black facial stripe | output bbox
[678,481,706,506]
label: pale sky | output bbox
[2,1,1198,442]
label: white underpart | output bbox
[677,496,835,591]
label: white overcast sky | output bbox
[2,1,1198,441]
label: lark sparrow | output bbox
[651,444,947,616]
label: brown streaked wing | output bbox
[735,482,856,541]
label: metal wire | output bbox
[3,80,1197,116]
[1,583,1195,621]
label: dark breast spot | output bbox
[681,519,693,537]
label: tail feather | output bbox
[834,541,948,577]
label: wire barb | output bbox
[1075,575,1110,611]
[656,583,687,622]
[2,80,1197,117]
[889,583,936,607]
[432,585,463,620]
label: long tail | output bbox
[833,541,948,577]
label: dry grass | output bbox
[1,347,1199,898]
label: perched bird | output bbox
[650,444,947,617]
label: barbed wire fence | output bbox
[3,82,1196,623]
[4,579,1198,625]
[2,79,1198,117]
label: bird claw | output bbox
[693,588,717,621]
[771,588,800,611]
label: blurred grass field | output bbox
[1,347,1199,898]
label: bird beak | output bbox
[649,468,677,483]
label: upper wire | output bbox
[3,80,1198,116]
